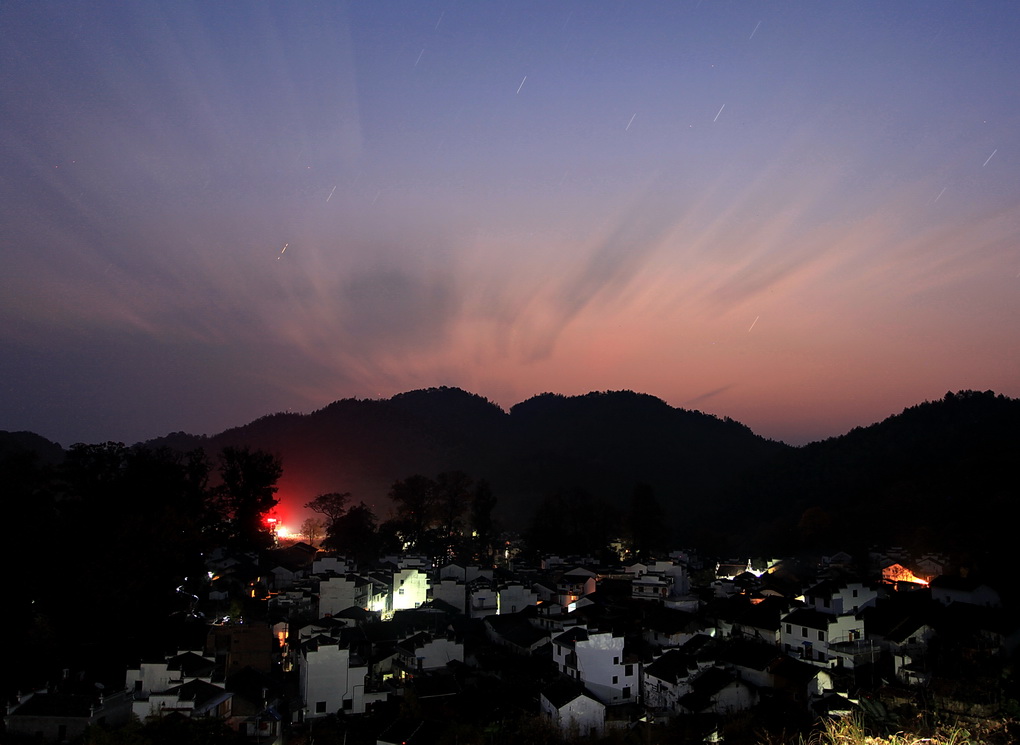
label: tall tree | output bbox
[388,474,437,548]
[628,483,670,559]
[327,502,380,563]
[435,470,473,543]
[215,446,283,552]
[301,517,326,546]
[306,492,351,523]
[469,479,498,562]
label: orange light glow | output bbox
[882,563,929,586]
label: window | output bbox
[852,589,858,598]
[786,623,792,634]
[623,686,631,698]
[801,627,808,637]
[343,698,352,710]
[613,675,618,684]
[315,701,327,714]
[625,664,633,676]
[818,630,824,641]
[613,656,619,664]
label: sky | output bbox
[2,1,1018,449]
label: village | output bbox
[6,538,1017,744]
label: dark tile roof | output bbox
[8,692,96,718]
[679,667,741,712]
[782,608,832,631]
[644,650,700,685]
[552,627,590,646]
[166,651,216,678]
[644,607,702,635]
[717,640,781,672]
[163,679,230,708]
[542,677,597,709]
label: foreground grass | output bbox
[798,716,979,745]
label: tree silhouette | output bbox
[306,491,351,523]
[388,474,437,548]
[435,470,473,549]
[215,446,282,552]
[326,501,380,563]
[469,479,498,562]
[628,483,670,559]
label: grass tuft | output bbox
[796,715,980,745]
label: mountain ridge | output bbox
[4,388,1015,567]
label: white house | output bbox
[643,649,704,713]
[780,609,865,666]
[556,568,598,606]
[679,667,757,715]
[437,563,492,582]
[642,607,708,649]
[430,577,467,614]
[497,583,539,615]
[296,637,369,717]
[930,575,1002,608]
[318,575,375,616]
[126,651,220,720]
[392,568,429,612]
[540,679,605,737]
[394,631,464,675]
[805,580,880,616]
[142,679,232,720]
[468,581,499,618]
[552,627,639,705]
[312,556,354,575]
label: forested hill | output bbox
[145,387,788,530]
[716,390,1020,570]
[5,388,1015,562]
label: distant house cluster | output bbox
[6,543,1014,743]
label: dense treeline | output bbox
[3,440,284,700]
[146,387,788,540]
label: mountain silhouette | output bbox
[5,388,1015,567]
[146,387,785,530]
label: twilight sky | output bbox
[2,1,1018,448]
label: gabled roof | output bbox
[166,651,216,678]
[644,650,699,685]
[163,679,231,711]
[644,607,702,635]
[679,667,742,712]
[782,608,833,631]
[484,615,550,650]
[395,631,434,654]
[929,574,992,592]
[8,692,97,718]
[733,596,793,631]
[552,627,589,647]
[542,678,601,709]
[717,640,781,672]
[769,655,824,686]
